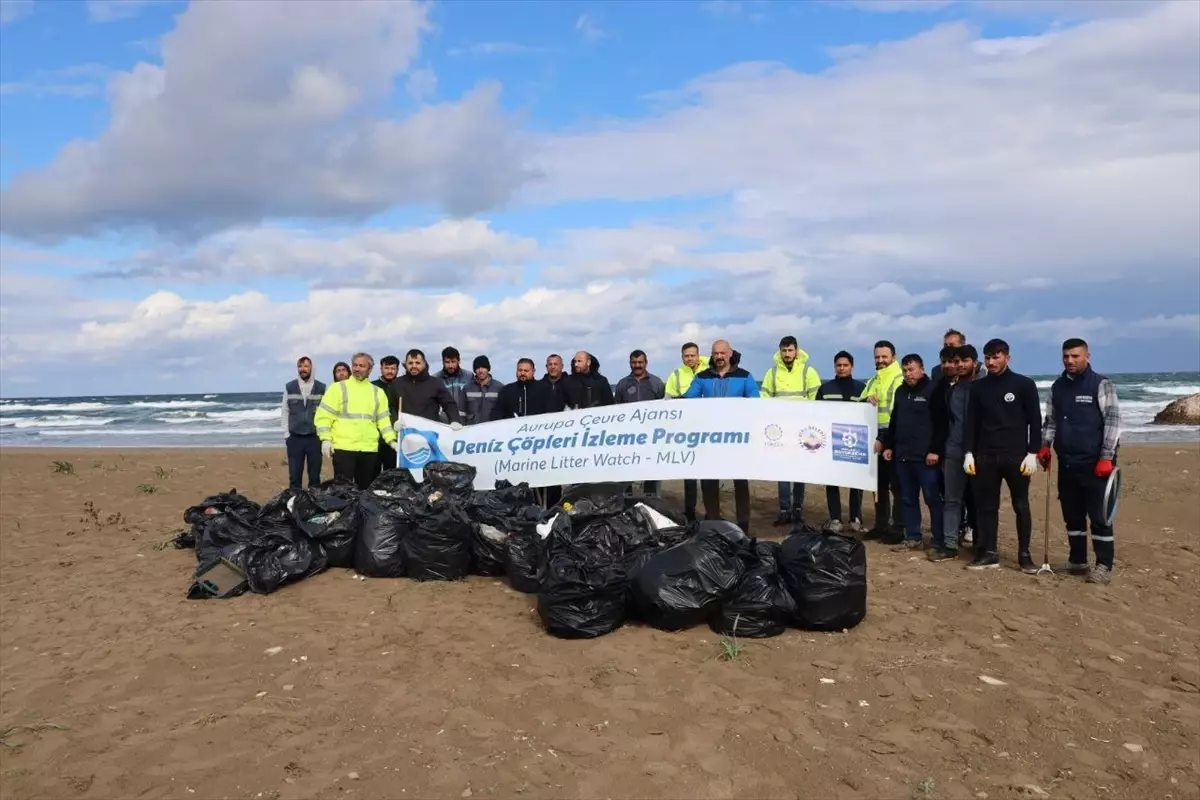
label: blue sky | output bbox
[0,0,1197,396]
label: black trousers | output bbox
[683,479,697,520]
[376,439,396,475]
[1058,463,1115,567]
[873,457,902,531]
[332,450,380,490]
[543,485,563,508]
[286,434,322,489]
[972,453,1032,556]
[701,479,750,532]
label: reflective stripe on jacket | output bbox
[313,377,397,453]
[760,350,820,400]
[858,361,904,425]
[664,356,710,398]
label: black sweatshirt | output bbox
[883,375,936,461]
[964,369,1041,458]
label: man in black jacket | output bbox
[492,358,555,420]
[395,349,463,427]
[964,338,1042,572]
[816,351,866,532]
[371,354,402,474]
[881,354,944,553]
[563,351,614,409]
[541,353,569,413]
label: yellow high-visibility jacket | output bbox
[664,356,710,398]
[314,377,397,453]
[857,361,903,425]
[760,350,820,400]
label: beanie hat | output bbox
[473,355,491,372]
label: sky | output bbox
[0,0,1197,397]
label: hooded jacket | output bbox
[857,360,904,425]
[492,378,556,421]
[435,368,469,420]
[395,369,462,424]
[664,355,710,398]
[883,375,937,461]
[463,375,504,425]
[761,349,820,401]
[682,351,760,399]
[563,353,615,409]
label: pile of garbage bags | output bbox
[176,464,868,638]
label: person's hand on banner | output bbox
[388,439,398,451]
[450,422,463,431]
[873,440,883,454]
[1037,446,1052,470]
[321,441,333,458]
[882,449,893,461]
[867,395,879,407]
[963,453,976,475]
[1094,459,1114,478]
[1019,453,1038,476]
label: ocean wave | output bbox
[1141,385,1199,396]
[155,408,278,424]
[203,394,218,399]
[0,402,113,413]
[127,400,224,409]
[10,416,118,429]
[1035,380,1054,388]
[36,426,280,437]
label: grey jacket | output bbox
[614,372,666,404]
[945,380,972,460]
[436,368,470,424]
[464,377,504,425]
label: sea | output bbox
[1,372,1197,449]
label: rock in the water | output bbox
[1153,393,1200,425]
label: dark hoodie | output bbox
[492,378,556,421]
[563,353,615,409]
[395,369,462,424]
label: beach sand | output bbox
[1,445,1197,800]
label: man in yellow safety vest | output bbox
[760,335,821,526]
[314,352,398,490]
[858,339,905,541]
[664,341,709,523]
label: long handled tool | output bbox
[1036,467,1054,576]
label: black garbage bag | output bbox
[467,480,540,528]
[288,480,360,568]
[537,555,628,639]
[354,493,409,577]
[424,461,476,499]
[629,520,749,631]
[471,522,509,576]
[398,488,473,581]
[180,489,260,549]
[628,495,688,528]
[368,468,420,497]
[193,499,327,595]
[506,512,567,593]
[710,541,797,639]
[779,532,868,632]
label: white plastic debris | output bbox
[632,502,677,531]
[820,678,836,685]
[535,514,559,539]
[1123,743,1144,753]
[978,675,1007,686]
[263,646,283,656]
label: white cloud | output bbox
[97,220,538,288]
[532,3,1200,287]
[0,0,34,25]
[0,0,530,240]
[575,13,606,42]
[405,67,438,102]
[0,63,115,99]
[448,41,547,57]
[86,0,168,22]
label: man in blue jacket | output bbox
[682,339,760,533]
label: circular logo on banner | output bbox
[1004,392,1015,403]
[763,423,783,443]
[799,426,828,453]
[400,432,433,466]
[840,428,859,450]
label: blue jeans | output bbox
[777,482,806,517]
[894,460,944,545]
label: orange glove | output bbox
[1037,446,1052,470]
[1095,459,1114,478]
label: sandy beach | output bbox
[1,444,1197,800]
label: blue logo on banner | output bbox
[831,423,869,465]
[398,428,447,469]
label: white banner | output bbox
[396,398,878,491]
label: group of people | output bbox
[282,329,1121,584]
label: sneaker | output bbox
[928,547,959,562]
[848,519,865,534]
[824,519,844,534]
[1053,561,1090,575]
[1087,564,1112,584]
[881,531,906,546]
[891,540,923,552]
[960,527,974,546]
[862,527,886,541]
[966,552,1000,570]
[1018,552,1037,574]
[772,513,792,527]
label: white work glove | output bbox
[450,422,463,431]
[388,439,398,451]
[963,453,976,476]
[1019,453,1038,476]
[321,441,333,458]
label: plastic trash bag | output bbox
[423,461,476,499]
[354,493,409,578]
[506,513,567,593]
[368,468,421,499]
[288,480,359,568]
[630,496,688,529]
[399,488,473,581]
[537,506,633,639]
[710,540,797,639]
[180,489,260,549]
[629,520,749,631]
[779,532,868,632]
[466,480,545,576]
[471,523,509,576]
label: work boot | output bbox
[1018,552,1037,574]
[966,551,999,570]
[928,547,959,563]
[772,512,792,527]
[1087,564,1112,585]
[891,539,922,553]
[881,531,906,546]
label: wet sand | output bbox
[1,445,1197,800]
